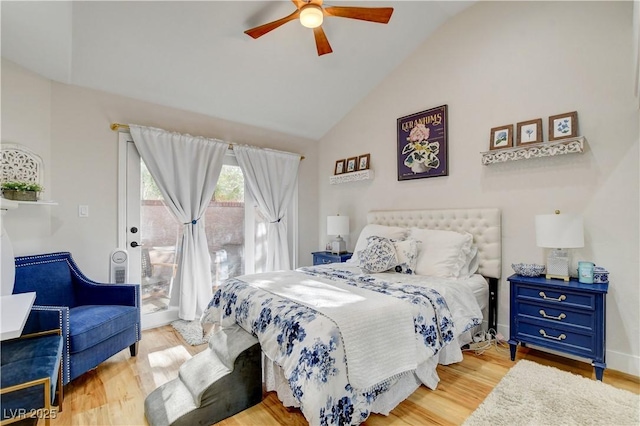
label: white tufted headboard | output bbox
[367,208,502,280]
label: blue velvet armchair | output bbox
[13,252,141,385]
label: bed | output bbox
[201,208,501,425]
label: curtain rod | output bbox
[110,123,305,160]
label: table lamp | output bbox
[535,210,584,281]
[327,215,349,254]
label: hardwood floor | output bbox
[44,325,639,426]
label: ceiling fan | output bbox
[244,0,394,56]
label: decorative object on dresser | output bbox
[593,266,609,284]
[511,263,545,277]
[516,118,543,145]
[548,111,578,141]
[507,274,608,380]
[357,153,370,171]
[535,210,584,281]
[327,214,349,254]
[334,159,345,175]
[312,251,353,265]
[397,104,448,180]
[489,124,514,150]
[577,261,595,284]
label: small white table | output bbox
[1,292,36,340]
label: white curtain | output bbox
[129,125,228,320]
[234,145,300,271]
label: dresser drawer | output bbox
[312,251,352,265]
[515,284,595,310]
[517,302,595,331]
[314,254,335,265]
[515,319,596,358]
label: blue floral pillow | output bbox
[393,239,418,274]
[358,236,398,273]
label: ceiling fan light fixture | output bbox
[299,4,323,29]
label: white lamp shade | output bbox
[535,213,584,248]
[327,215,349,236]
[300,4,323,28]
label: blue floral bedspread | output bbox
[201,265,478,426]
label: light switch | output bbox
[79,205,89,217]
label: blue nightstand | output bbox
[312,251,352,265]
[508,274,608,380]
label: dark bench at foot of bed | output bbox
[144,325,262,426]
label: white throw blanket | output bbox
[239,271,417,390]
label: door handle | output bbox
[130,241,140,248]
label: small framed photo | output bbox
[516,118,543,145]
[346,157,358,173]
[549,111,578,141]
[357,153,370,171]
[489,124,513,150]
[334,159,345,175]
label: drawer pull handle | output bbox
[539,310,566,321]
[539,291,566,302]
[539,329,566,341]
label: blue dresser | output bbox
[312,251,352,265]
[508,274,608,380]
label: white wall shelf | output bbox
[14,200,58,206]
[481,136,585,165]
[329,169,374,185]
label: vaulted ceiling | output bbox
[1,1,474,140]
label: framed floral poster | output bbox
[548,111,578,141]
[346,157,358,173]
[334,159,345,175]
[516,118,543,145]
[489,124,513,150]
[397,104,448,181]
[357,153,370,170]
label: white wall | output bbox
[2,59,319,283]
[1,61,53,254]
[317,1,639,376]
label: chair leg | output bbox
[129,342,139,357]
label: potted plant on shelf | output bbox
[1,181,43,201]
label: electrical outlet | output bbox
[79,205,89,217]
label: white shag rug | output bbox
[464,359,639,426]
[170,319,212,346]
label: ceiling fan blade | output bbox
[323,6,393,24]
[244,10,301,39]
[313,26,333,56]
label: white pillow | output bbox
[358,236,398,273]
[348,224,408,264]
[392,239,418,274]
[410,228,474,278]
[458,245,480,279]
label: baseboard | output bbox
[606,349,640,378]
